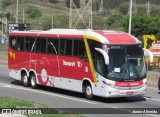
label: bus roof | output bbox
[9,29,140,44]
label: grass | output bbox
[0,96,85,117]
[0,96,46,108]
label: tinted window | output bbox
[19,37,25,51]
[36,38,41,53]
[10,36,16,50]
[66,40,72,55]
[36,38,47,53]
[47,38,59,54]
[24,37,35,52]
[60,39,73,56]
[88,40,105,76]
[73,39,87,60]
[60,39,65,55]
[41,38,47,53]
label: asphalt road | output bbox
[0,64,160,117]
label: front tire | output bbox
[30,74,37,89]
[84,84,93,100]
[22,73,30,87]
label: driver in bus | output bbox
[11,39,16,49]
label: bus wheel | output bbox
[30,74,37,89]
[22,73,30,87]
[84,84,93,100]
[158,77,160,91]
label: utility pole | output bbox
[5,18,7,34]
[52,16,53,29]
[147,0,151,16]
[129,0,132,34]
[99,0,104,12]
[23,9,24,23]
[16,0,19,23]
[22,0,25,23]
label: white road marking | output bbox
[112,107,119,108]
[0,82,97,105]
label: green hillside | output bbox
[0,0,69,30]
[0,0,160,40]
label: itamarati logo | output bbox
[9,51,16,60]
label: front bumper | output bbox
[106,84,147,97]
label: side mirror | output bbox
[143,48,154,63]
[95,48,109,65]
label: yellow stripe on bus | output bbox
[84,35,97,83]
[86,35,101,43]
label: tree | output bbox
[119,2,129,15]
[26,6,42,19]
[107,14,122,26]
[121,14,160,40]
[1,0,12,8]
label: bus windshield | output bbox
[107,44,146,81]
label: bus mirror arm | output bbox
[143,48,154,63]
[95,48,109,65]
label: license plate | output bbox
[126,91,133,95]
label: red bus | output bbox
[8,29,153,99]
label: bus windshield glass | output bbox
[106,44,146,81]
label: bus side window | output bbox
[73,40,79,56]
[10,36,16,50]
[29,37,36,52]
[47,39,58,54]
[16,37,21,51]
[65,40,72,56]
[59,39,73,56]
[79,40,87,59]
[24,37,30,52]
[41,38,47,53]
[24,37,36,52]
[60,39,65,55]
[36,38,41,53]
[73,39,88,61]
[19,37,25,51]
[87,39,108,76]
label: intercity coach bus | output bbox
[8,29,153,99]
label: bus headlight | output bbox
[102,81,117,88]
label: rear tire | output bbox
[84,84,93,100]
[30,74,37,89]
[22,73,30,87]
